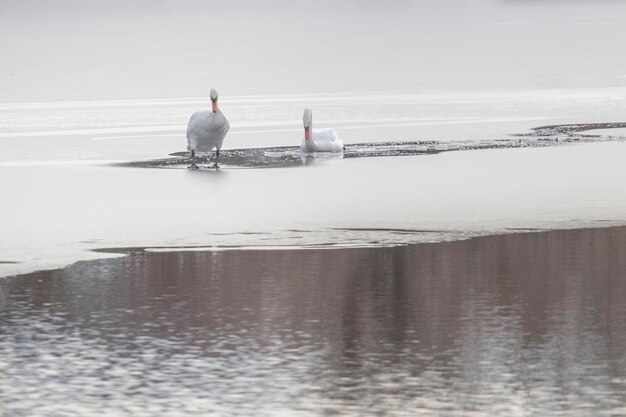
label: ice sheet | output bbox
[4,0,626,277]
[3,139,626,277]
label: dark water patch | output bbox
[529,121,626,136]
[3,227,626,416]
[115,140,518,170]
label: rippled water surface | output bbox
[2,227,626,416]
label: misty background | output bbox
[2,0,626,102]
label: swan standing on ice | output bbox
[300,108,344,153]
[187,88,230,168]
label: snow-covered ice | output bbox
[3,0,626,277]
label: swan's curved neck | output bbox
[305,117,313,140]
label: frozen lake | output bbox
[4,1,626,416]
[3,0,626,279]
[2,88,626,277]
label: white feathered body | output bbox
[300,129,343,153]
[186,109,230,153]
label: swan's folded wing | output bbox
[313,129,344,152]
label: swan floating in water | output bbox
[300,108,343,153]
[187,88,230,168]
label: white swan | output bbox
[187,88,230,168]
[300,108,343,153]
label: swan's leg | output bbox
[214,149,220,168]
[188,149,198,169]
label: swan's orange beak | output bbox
[212,101,217,113]
[304,127,310,140]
